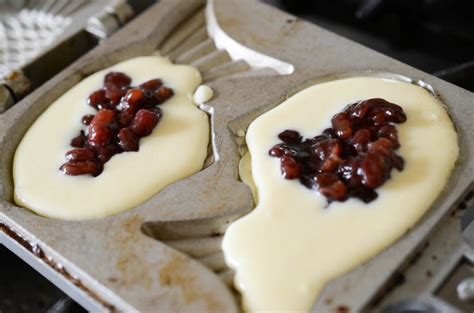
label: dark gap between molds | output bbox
[0,223,116,312]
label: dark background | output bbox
[265,0,474,92]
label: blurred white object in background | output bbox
[0,0,89,77]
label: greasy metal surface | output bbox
[0,0,473,312]
[86,0,134,40]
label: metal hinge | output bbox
[86,0,134,40]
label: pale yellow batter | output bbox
[222,77,458,312]
[14,56,210,220]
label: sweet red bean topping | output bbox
[65,148,96,162]
[96,144,121,164]
[131,109,160,137]
[89,109,116,128]
[87,89,108,109]
[87,124,113,148]
[269,98,407,203]
[70,131,87,148]
[81,114,94,126]
[104,72,131,89]
[154,86,174,104]
[281,155,303,179]
[104,87,127,107]
[60,160,103,177]
[118,108,136,127]
[117,128,139,152]
[122,88,146,110]
[60,73,174,176]
[314,173,348,202]
[140,78,162,91]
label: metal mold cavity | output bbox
[158,4,294,82]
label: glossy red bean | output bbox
[131,109,160,137]
[88,124,113,147]
[60,160,103,177]
[104,72,131,89]
[70,131,87,148]
[65,148,96,162]
[87,89,108,109]
[117,128,139,152]
[154,86,174,104]
[281,155,302,179]
[140,79,163,91]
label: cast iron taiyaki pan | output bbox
[1,0,473,312]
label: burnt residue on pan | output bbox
[159,254,222,310]
[0,222,116,312]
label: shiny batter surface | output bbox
[14,56,209,220]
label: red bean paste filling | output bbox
[60,72,174,177]
[268,98,407,203]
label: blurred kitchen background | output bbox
[265,0,474,91]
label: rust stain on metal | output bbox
[7,71,19,80]
[115,215,152,288]
[159,255,222,311]
[116,251,152,289]
[160,255,199,303]
[122,215,144,234]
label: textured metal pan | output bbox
[0,0,133,78]
[0,0,473,312]
[0,0,139,114]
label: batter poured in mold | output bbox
[223,77,458,312]
[13,56,210,220]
